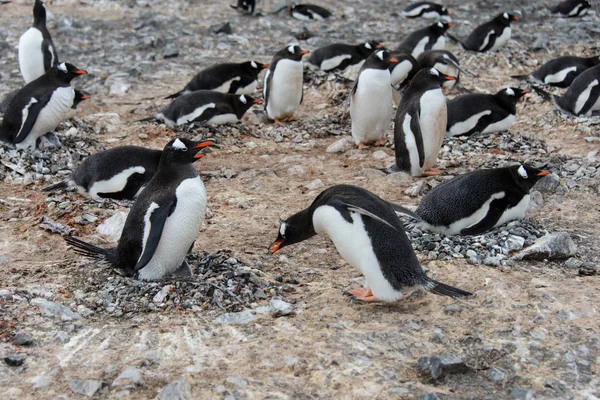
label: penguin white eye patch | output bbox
[365,42,372,49]
[58,63,67,73]
[279,223,288,237]
[239,95,247,104]
[172,138,187,150]
[503,12,509,19]
[429,68,439,76]
[518,165,528,178]
[288,45,295,54]
[251,61,258,68]
[376,50,384,60]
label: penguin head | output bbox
[432,21,452,33]
[498,12,519,25]
[278,45,309,61]
[245,60,269,73]
[72,90,90,109]
[269,209,316,254]
[33,0,47,26]
[510,164,550,190]
[411,68,455,89]
[365,50,398,69]
[497,87,530,103]
[440,6,450,16]
[231,94,262,117]
[358,41,384,56]
[52,63,87,83]
[161,138,213,165]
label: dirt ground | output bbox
[1,0,599,399]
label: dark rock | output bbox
[417,354,468,380]
[4,354,25,367]
[532,174,560,193]
[68,379,103,397]
[512,233,577,261]
[210,22,233,34]
[157,379,192,400]
[163,45,179,59]
[14,332,33,346]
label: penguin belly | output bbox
[87,166,146,201]
[481,114,515,134]
[495,194,529,227]
[213,76,241,93]
[173,103,216,126]
[312,205,401,301]
[205,113,239,125]
[17,87,74,150]
[573,79,598,115]
[350,69,393,145]
[447,110,492,137]
[137,176,207,281]
[411,37,430,58]
[431,36,446,51]
[489,27,511,51]
[236,80,258,95]
[418,88,446,170]
[390,60,415,86]
[321,54,352,71]
[542,66,577,85]
[266,60,303,119]
[18,28,45,83]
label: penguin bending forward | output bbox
[414,165,550,236]
[448,12,519,52]
[44,145,163,201]
[64,138,213,281]
[551,64,600,116]
[350,50,398,148]
[511,55,600,88]
[389,68,454,176]
[19,0,60,83]
[269,185,472,302]
[264,45,309,123]
[0,62,87,150]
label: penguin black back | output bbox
[551,0,591,17]
[289,3,332,20]
[553,64,600,116]
[402,2,449,19]
[460,12,519,52]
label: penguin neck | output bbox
[495,93,519,113]
[33,1,47,28]
[287,208,318,245]
[156,159,198,180]
[231,99,250,119]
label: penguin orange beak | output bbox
[444,76,457,81]
[262,63,269,69]
[194,141,213,149]
[389,57,399,63]
[447,23,453,27]
[253,98,263,104]
[537,171,550,177]
[521,89,531,94]
[81,95,90,100]
[300,50,310,55]
[74,69,87,75]
[269,240,284,253]
[512,16,520,21]
[375,44,383,49]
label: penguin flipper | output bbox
[342,203,400,232]
[531,86,552,102]
[386,202,422,221]
[42,40,58,71]
[164,91,183,100]
[263,68,272,112]
[459,200,505,236]
[133,197,177,272]
[14,92,52,144]
[413,108,426,168]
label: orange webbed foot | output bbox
[348,287,378,302]
[423,168,442,176]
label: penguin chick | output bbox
[550,0,590,17]
[142,92,262,126]
[64,138,213,281]
[165,61,268,99]
[43,145,163,201]
[446,87,530,137]
[0,62,87,150]
[414,165,550,235]
[269,184,472,302]
[511,55,600,88]
[350,50,398,148]
[448,12,519,52]
[18,0,60,83]
[552,64,600,116]
[264,44,309,123]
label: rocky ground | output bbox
[1,0,599,399]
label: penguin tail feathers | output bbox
[137,116,156,123]
[63,235,112,262]
[426,278,472,299]
[445,33,464,48]
[164,91,182,100]
[387,202,421,221]
[531,86,553,102]
[510,74,530,81]
[42,180,68,192]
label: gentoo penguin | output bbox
[18,0,59,83]
[388,51,421,89]
[264,45,309,123]
[64,138,213,281]
[417,50,465,90]
[306,41,382,72]
[511,55,600,88]
[64,89,89,120]
[165,61,268,99]
[396,21,452,58]
[402,2,450,20]
[289,3,331,21]
[141,92,262,126]
[230,0,255,14]
[350,50,398,148]
[389,68,454,176]
[43,145,162,201]
[0,62,87,150]
[414,165,550,236]
[550,0,591,17]
[448,12,519,52]
[551,64,600,116]
[269,184,472,302]
[446,87,530,137]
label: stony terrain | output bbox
[1,0,599,399]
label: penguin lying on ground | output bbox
[387,68,454,176]
[65,138,213,281]
[402,2,450,20]
[511,55,600,88]
[306,41,382,72]
[230,0,255,14]
[350,50,397,148]
[412,165,550,236]
[269,185,472,302]
[289,3,331,20]
[446,87,530,137]
[448,12,519,52]
[550,0,590,17]
[44,145,162,201]
[0,62,87,150]
[549,64,600,116]
[19,0,59,83]
[264,45,309,123]
[396,21,452,58]
[165,61,268,99]
[141,92,261,126]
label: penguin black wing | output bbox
[42,37,58,71]
[394,103,426,171]
[133,194,177,273]
[263,64,275,110]
[465,26,497,52]
[459,198,507,235]
[12,91,53,144]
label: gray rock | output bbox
[511,387,534,399]
[153,285,173,304]
[31,298,81,321]
[533,174,560,193]
[157,379,192,400]
[372,150,391,160]
[443,304,462,315]
[420,392,441,400]
[484,256,501,267]
[305,179,325,190]
[326,137,354,153]
[210,22,233,34]
[14,332,33,346]
[4,354,25,367]
[226,375,248,387]
[387,171,412,186]
[214,310,257,325]
[486,368,505,383]
[417,354,468,380]
[405,180,430,197]
[54,331,70,342]
[512,233,577,261]
[112,366,144,388]
[163,44,179,59]
[97,211,128,242]
[31,375,52,389]
[69,379,103,397]
[269,298,295,317]
[506,235,525,252]
[528,190,543,210]
[564,257,583,269]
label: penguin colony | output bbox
[0,0,596,304]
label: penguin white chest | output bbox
[87,166,147,201]
[137,176,207,281]
[350,68,393,144]
[496,194,530,227]
[411,36,430,58]
[574,79,599,115]
[431,35,446,51]
[236,79,258,95]
[490,27,511,51]
[266,60,303,119]
[418,88,447,169]
[18,28,45,83]
[390,60,415,86]
[312,206,400,300]
[212,76,241,93]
